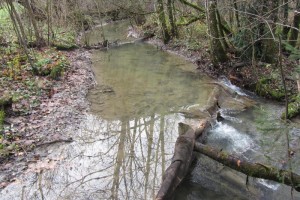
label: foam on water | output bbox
[257,179,280,190]
[219,76,248,96]
[208,122,253,154]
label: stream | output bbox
[1,21,300,200]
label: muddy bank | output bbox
[0,50,96,189]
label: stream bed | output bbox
[1,21,300,200]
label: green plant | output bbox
[283,42,300,60]
[0,110,5,134]
[50,65,63,80]
[32,50,69,77]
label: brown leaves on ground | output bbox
[0,49,95,189]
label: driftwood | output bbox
[155,120,209,200]
[194,142,300,192]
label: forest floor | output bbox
[0,49,95,188]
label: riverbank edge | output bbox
[144,35,300,120]
[0,49,96,189]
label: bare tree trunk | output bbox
[46,0,53,46]
[282,0,290,40]
[111,120,126,199]
[5,0,34,68]
[6,0,27,45]
[206,0,227,65]
[288,0,300,47]
[23,0,45,47]
[144,116,155,199]
[167,0,177,37]
[92,0,106,43]
[157,0,170,43]
[260,0,278,63]
[233,0,240,28]
[216,9,229,50]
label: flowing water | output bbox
[1,21,300,200]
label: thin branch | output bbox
[177,0,205,13]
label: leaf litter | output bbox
[0,49,96,189]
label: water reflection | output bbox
[87,20,134,45]
[1,113,185,200]
[2,22,300,200]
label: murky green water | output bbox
[87,20,133,45]
[1,22,300,200]
[88,43,213,120]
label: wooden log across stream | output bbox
[155,83,300,199]
[155,120,210,200]
[194,142,300,192]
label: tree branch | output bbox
[177,16,204,26]
[177,0,205,13]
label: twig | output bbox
[35,137,73,147]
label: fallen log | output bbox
[194,142,300,192]
[155,120,209,200]
[156,81,298,199]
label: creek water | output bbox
[1,21,300,200]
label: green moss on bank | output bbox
[282,95,300,119]
[255,78,285,100]
[0,110,4,133]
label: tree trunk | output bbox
[23,0,45,47]
[167,0,177,37]
[157,0,170,44]
[216,9,229,50]
[5,1,34,68]
[111,120,126,199]
[288,0,300,47]
[6,0,28,45]
[206,0,227,65]
[261,0,278,63]
[233,0,240,28]
[282,0,290,40]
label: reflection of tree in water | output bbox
[14,114,182,200]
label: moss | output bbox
[53,42,78,51]
[0,110,4,134]
[50,65,63,80]
[0,94,12,108]
[255,78,285,100]
[281,96,300,119]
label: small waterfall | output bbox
[208,122,254,154]
[219,76,248,96]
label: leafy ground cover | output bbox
[0,46,70,158]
